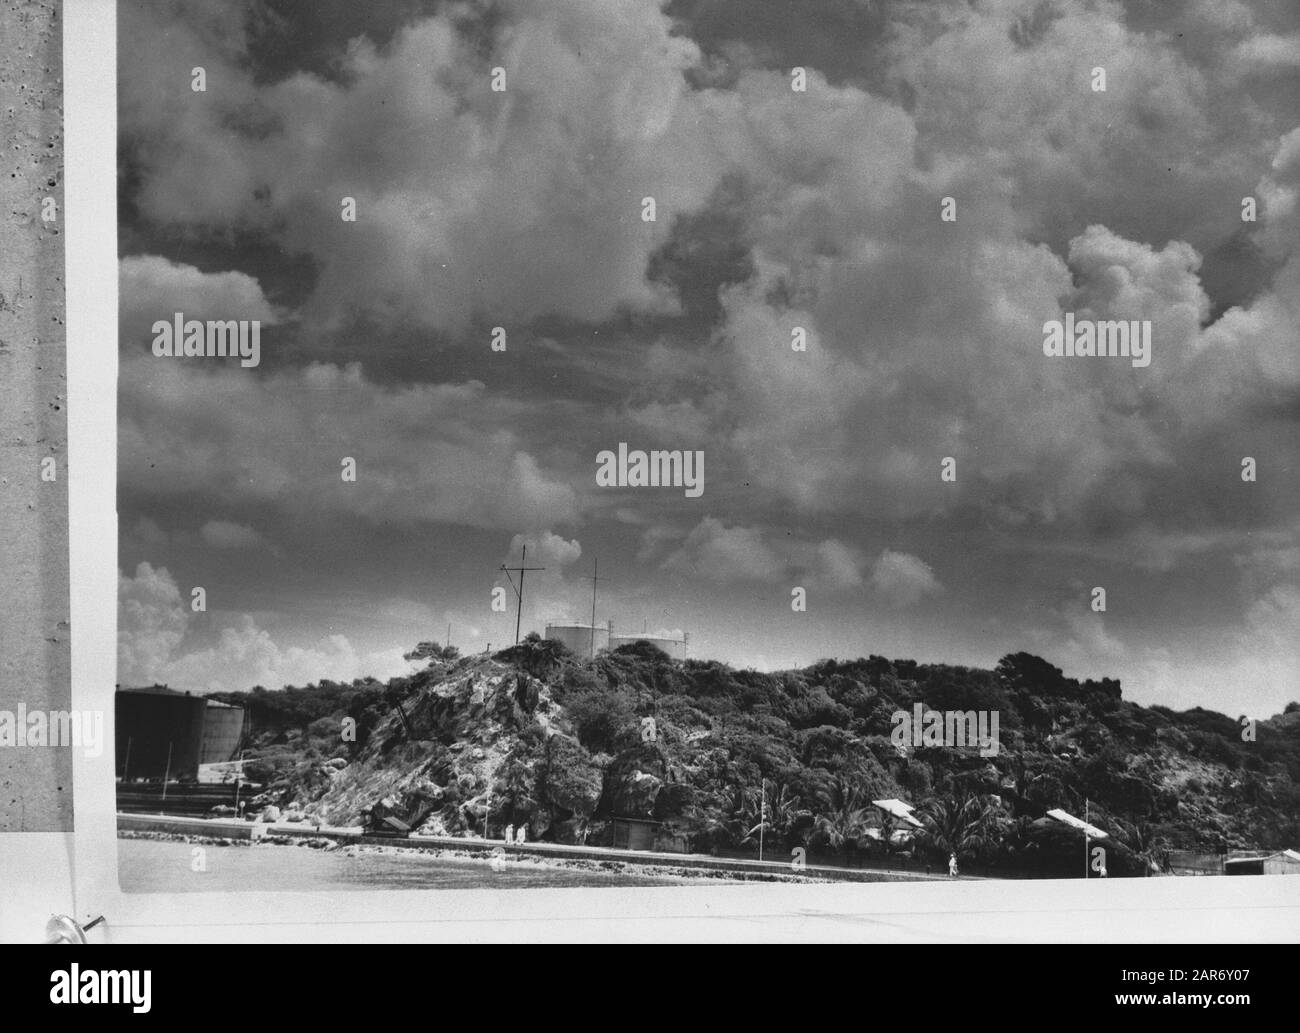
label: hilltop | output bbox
[208,638,1300,877]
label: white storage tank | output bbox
[544,620,610,659]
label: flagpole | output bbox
[161,740,173,810]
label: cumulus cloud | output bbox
[884,0,1270,256]
[1065,226,1209,345]
[120,1,1298,543]
[161,616,410,693]
[120,256,279,348]
[494,531,588,631]
[634,1,1300,554]
[118,562,410,691]
[704,193,1295,541]
[869,550,942,608]
[815,539,867,590]
[118,562,188,685]
[1257,126,1300,260]
[506,530,582,571]
[119,0,729,334]
[663,518,784,583]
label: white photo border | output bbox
[64,0,1300,942]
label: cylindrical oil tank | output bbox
[115,688,207,780]
[200,699,246,765]
[544,621,611,659]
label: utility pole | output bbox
[233,749,244,811]
[499,545,545,645]
[161,740,173,808]
[584,558,609,659]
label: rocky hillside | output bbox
[210,639,1300,877]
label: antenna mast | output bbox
[584,558,610,658]
[499,544,545,645]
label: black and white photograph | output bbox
[1,0,1299,958]
[109,0,1300,896]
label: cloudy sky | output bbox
[117,0,1299,717]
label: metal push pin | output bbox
[45,914,104,944]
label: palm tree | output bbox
[815,775,873,864]
[739,781,808,853]
[917,795,997,866]
[704,783,752,850]
[736,786,765,848]
[763,782,807,844]
[869,811,899,858]
[1112,817,1171,875]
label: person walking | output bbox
[948,852,959,878]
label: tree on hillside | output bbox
[403,641,460,664]
[565,685,636,754]
[540,733,603,839]
[1111,817,1170,875]
[995,652,1073,698]
[917,795,998,865]
[739,781,809,852]
[814,774,874,864]
[495,634,570,678]
[704,783,752,849]
[867,810,900,859]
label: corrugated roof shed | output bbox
[871,798,925,829]
[1046,808,1108,839]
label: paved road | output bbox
[120,812,955,882]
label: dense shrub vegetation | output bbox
[210,641,1300,876]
